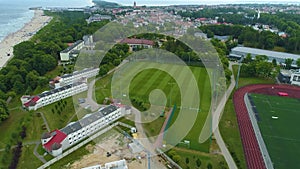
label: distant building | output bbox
[278,69,292,83]
[21,82,88,111]
[81,159,128,169]
[213,35,230,42]
[41,105,124,156]
[86,14,112,24]
[290,70,300,86]
[120,38,154,51]
[60,40,84,61]
[49,67,99,89]
[230,46,300,67]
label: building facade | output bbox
[50,67,99,88]
[21,82,88,111]
[120,38,154,51]
[82,159,128,169]
[41,105,124,156]
[290,71,300,86]
[230,46,300,67]
[60,40,84,61]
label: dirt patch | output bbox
[69,130,166,169]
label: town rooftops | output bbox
[61,40,83,53]
[120,38,154,46]
[43,129,67,152]
[60,105,119,135]
[231,46,300,60]
[38,82,85,98]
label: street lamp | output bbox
[235,56,244,89]
[168,82,175,108]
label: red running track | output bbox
[233,84,300,169]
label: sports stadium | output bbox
[233,84,300,169]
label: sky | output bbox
[104,0,300,6]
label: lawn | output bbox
[95,62,212,152]
[17,144,43,169]
[168,147,227,169]
[250,93,300,169]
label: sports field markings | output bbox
[263,135,300,142]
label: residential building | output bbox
[41,105,124,156]
[278,69,292,83]
[82,159,128,169]
[230,46,300,67]
[290,70,300,86]
[60,40,84,61]
[21,82,88,111]
[120,38,154,51]
[86,14,112,24]
[49,67,99,88]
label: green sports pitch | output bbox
[250,93,300,169]
[95,61,212,152]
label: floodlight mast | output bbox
[236,56,245,89]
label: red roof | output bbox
[120,38,154,46]
[43,130,67,152]
[24,96,40,107]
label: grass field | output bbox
[250,93,300,169]
[95,61,212,152]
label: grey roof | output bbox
[38,82,84,98]
[61,40,83,53]
[61,105,118,135]
[231,47,300,60]
[61,67,97,79]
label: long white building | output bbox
[230,46,300,67]
[21,82,88,111]
[50,67,99,88]
[82,159,128,169]
[60,40,84,61]
[41,105,124,156]
[291,71,300,86]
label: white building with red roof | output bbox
[21,82,88,111]
[41,105,124,156]
[120,38,154,51]
[49,67,99,89]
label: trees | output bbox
[296,58,300,68]
[196,158,201,168]
[207,163,213,169]
[185,157,189,164]
[0,99,9,122]
[207,30,214,38]
[285,58,293,69]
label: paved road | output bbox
[34,142,47,163]
[39,112,50,132]
[213,62,238,169]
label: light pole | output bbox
[168,82,175,108]
[235,56,244,89]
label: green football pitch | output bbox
[250,93,300,169]
[95,61,212,152]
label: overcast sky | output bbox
[104,0,300,6]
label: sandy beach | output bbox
[0,10,52,69]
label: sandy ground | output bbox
[0,10,52,69]
[70,131,167,169]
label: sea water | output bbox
[0,0,93,42]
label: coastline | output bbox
[0,10,52,69]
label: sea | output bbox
[0,0,94,42]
